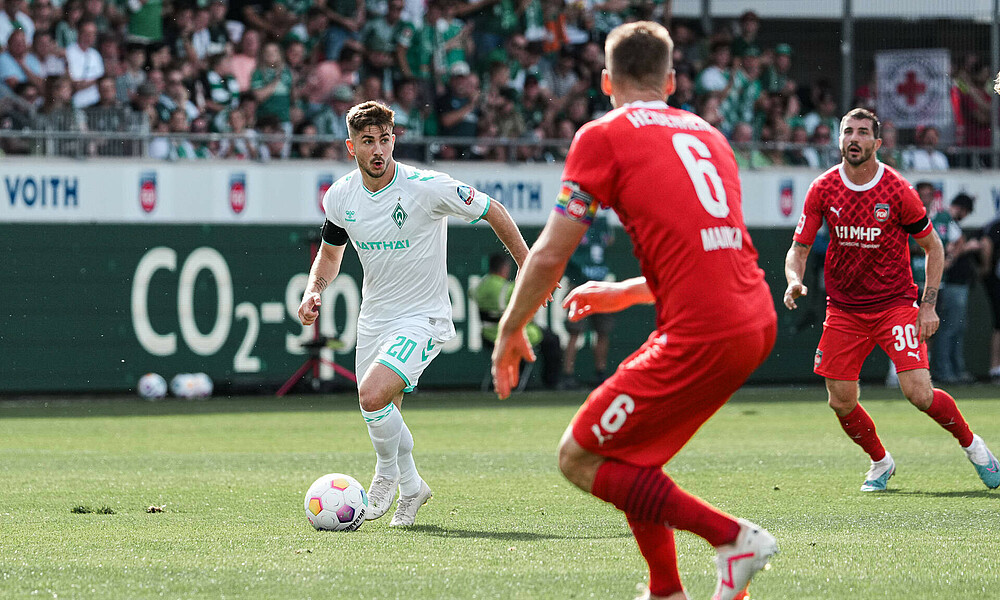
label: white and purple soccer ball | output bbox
[137,373,167,400]
[304,473,368,531]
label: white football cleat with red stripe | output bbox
[711,519,778,600]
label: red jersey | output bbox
[793,163,932,312]
[560,101,774,342]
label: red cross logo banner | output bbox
[875,49,950,130]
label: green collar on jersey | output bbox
[362,163,399,197]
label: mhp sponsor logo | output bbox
[4,175,79,208]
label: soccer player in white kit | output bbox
[297,101,529,526]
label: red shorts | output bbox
[815,304,930,380]
[570,322,776,467]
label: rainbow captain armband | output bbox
[553,181,599,225]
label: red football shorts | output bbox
[814,304,930,380]
[570,323,776,468]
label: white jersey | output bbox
[322,161,492,341]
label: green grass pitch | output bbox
[2,386,999,599]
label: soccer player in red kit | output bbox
[492,22,778,600]
[784,108,1000,492]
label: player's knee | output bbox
[826,394,856,416]
[557,438,599,492]
[357,384,390,412]
[904,385,934,410]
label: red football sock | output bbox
[838,404,886,461]
[924,388,974,447]
[628,517,683,598]
[592,460,740,547]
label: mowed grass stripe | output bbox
[1,387,998,599]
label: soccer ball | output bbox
[304,473,368,531]
[137,373,167,399]
[170,373,213,398]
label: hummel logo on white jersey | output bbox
[907,351,921,361]
[830,206,842,217]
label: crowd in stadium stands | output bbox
[0,2,994,163]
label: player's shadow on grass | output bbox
[880,489,999,499]
[408,524,631,541]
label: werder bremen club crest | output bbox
[392,200,408,229]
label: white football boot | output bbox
[389,479,433,527]
[365,473,400,521]
[712,519,778,600]
[859,452,895,492]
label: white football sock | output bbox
[362,403,402,479]
[397,420,422,496]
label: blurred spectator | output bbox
[955,59,993,153]
[257,114,290,160]
[785,125,814,167]
[230,28,260,92]
[55,0,83,49]
[876,119,903,169]
[360,0,403,86]
[204,0,232,55]
[435,61,479,158]
[149,108,206,159]
[696,40,730,95]
[0,0,36,47]
[980,210,1000,381]
[0,29,44,91]
[199,52,240,129]
[82,0,109,34]
[157,68,199,121]
[550,47,581,100]
[115,42,145,102]
[562,211,615,387]
[313,83,354,139]
[667,70,695,113]
[41,74,88,155]
[491,86,525,160]
[904,126,949,171]
[805,123,838,168]
[670,22,704,73]
[801,91,838,136]
[66,20,104,107]
[130,80,158,125]
[935,193,978,384]
[226,0,272,41]
[321,0,366,62]
[720,46,762,134]
[33,32,66,77]
[302,44,360,116]
[251,41,294,131]
[217,105,259,159]
[121,0,163,43]
[731,10,760,59]
[292,121,322,158]
[763,43,794,95]
[389,76,423,137]
[30,0,56,41]
[731,121,768,169]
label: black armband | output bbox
[321,219,349,246]
[903,216,930,235]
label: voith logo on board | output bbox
[229,173,247,214]
[779,179,794,217]
[139,172,157,213]
[317,174,334,214]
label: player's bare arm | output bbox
[783,241,811,309]
[491,212,588,399]
[562,277,654,321]
[914,228,944,341]
[481,200,529,268]
[298,241,346,326]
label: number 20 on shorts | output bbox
[592,394,635,446]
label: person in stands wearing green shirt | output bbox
[471,253,562,389]
[251,41,294,133]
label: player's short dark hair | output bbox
[605,21,673,91]
[915,181,934,193]
[841,107,880,139]
[488,253,510,274]
[951,193,974,213]
[346,100,395,137]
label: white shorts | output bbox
[355,319,446,392]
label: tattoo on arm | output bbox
[922,287,938,306]
[315,276,329,292]
[793,241,810,249]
